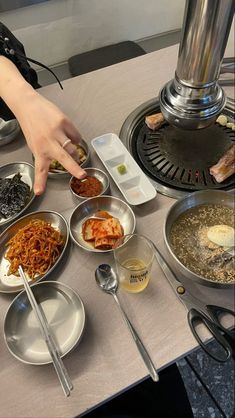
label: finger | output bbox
[60,138,82,164]
[54,145,87,179]
[63,120,83,144]
[63,141,80,161]
[34,156,50,195]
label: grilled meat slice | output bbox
[145,112,165,131]
[209,145,235,183]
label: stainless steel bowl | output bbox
[0,119,20,147]
[0,210,69,293]
[48,139,90,178]
[164,190,234,288]
[4,281,85,365]
[69,195,136,252]
[0,162,36,227]
[69,167,110,201]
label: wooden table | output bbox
[0,44,234,418]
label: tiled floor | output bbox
[36,31,234,418]
[178,342,234,418]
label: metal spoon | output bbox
[95,264,159,382]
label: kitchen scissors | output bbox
[152,242,235,363]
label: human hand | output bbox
[0,56,87,195]
[15,90,87,195]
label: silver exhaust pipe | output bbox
[159,0,234,130]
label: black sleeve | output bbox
[0,22,40,121]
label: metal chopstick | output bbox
[18,266,73,397]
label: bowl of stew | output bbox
[164,190,235,288]
[69,167,110,201]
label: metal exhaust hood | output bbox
[159,0,234,130]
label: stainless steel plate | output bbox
[0,162,35,227]
[4,281,85,365]
[70,195,136,252]
[0,211,69,293]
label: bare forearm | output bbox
[0,55,37,118]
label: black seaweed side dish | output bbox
[0,173,30,219]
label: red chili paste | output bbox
[71,176,103,197]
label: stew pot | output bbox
[164,190,234,288]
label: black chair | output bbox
[68,41,146,77]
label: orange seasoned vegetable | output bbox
[82,210,124,250]
[5,219,64,279]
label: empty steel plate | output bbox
[4,281,85,365]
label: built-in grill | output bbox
[120,98,235,199]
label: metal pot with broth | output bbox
[164,190,234,288]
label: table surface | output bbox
[0,43,234,418]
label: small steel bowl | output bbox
[69,195,136,252]
[4,281,85,365]
[69,167,110,201]
[48,139,90,178]
[0,162,35,227]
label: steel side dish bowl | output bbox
[48,139,90,178]
[69,167,110,201]
[4,281,85,365]
[0,210,69,293]
[0,118,20,147]
[0,162,35,227]
[69,195,136,253]
[164,190,234,288]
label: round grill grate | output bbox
[121,100,235,194]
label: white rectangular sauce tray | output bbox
[91,133,157,205]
